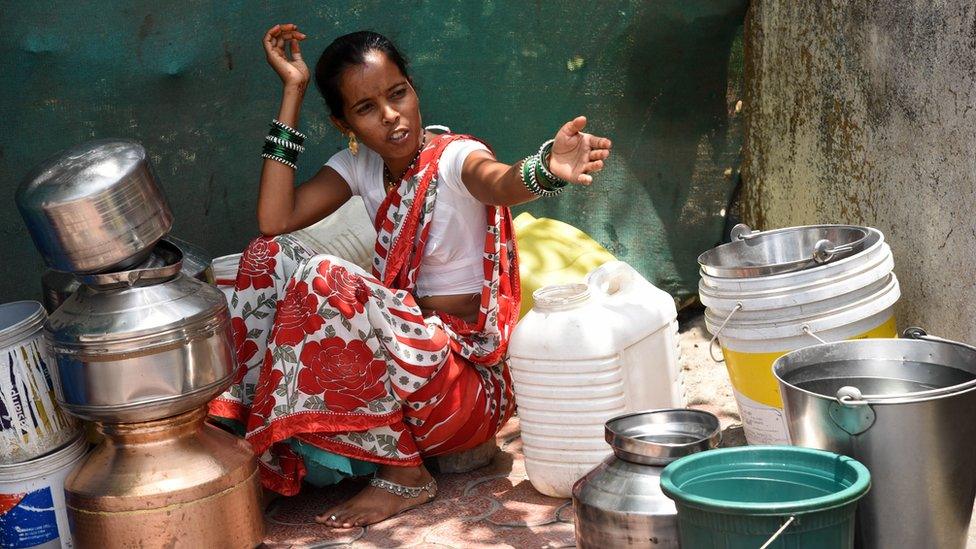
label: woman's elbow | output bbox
[257,217,289,237]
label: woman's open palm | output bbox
[548,116,613,185]
[263,23,309,89]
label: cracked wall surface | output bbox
[742,1,976,341]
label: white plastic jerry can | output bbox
[508,261,680,497]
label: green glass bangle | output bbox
[537,140,569,189]
[262,153,297,169]
[273,118,308,141]
[519,155,561,197]
[267,124,305,146]
[262,143,299,163]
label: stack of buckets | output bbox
[699,225,900,444]
[0,301,86,548]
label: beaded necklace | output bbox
[383,133,428,194]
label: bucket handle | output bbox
[759,516,796,549]
[730,223,761,241]
[828,327,976,405]
[813,239,854,264]
[708,303,742,362]
[801,325,827,344]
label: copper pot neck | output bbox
[97,407,207,441]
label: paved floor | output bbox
[260,310,742,548]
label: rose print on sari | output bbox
[313,260,370,319]
[297,337,388,412]
[231,316,259,383]
[273,280,325,346]
[235,237,280,291]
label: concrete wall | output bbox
[742,1,976,341]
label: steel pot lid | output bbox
[16,139,173,274]
[698,224,873,278]
[605,408,721,466]
[46,274,228,354]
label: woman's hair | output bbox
[314,31,411,119]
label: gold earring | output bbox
[347,132,359,156]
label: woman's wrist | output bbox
[277,87,305,128]
[282,82,307,98]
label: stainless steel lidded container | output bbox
[16,139,173,274]
[572,409,721,549]
[773,330,976,549]
[45,241,236,423]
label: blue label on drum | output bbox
[0,488,59,548]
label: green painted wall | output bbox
[0,0,746,303]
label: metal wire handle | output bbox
[759,516,796,549]
[708,303,742,363]
[801,325,827,343]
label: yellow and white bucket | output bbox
[699,227,899,445]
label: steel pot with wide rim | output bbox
[16,139,173,274]
[45,240,236,423]
[572,408,721,549]
[773,329,976,549]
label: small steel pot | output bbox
[16,139,173,274]
[573,409,721,549]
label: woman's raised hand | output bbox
[263,23,309,91]
[547,116,613,186]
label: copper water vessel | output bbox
[64,408,264,548]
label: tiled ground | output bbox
[261,417,576,548]
[260,311,742,548]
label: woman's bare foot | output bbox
[315,464,436,528]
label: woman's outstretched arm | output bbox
[460,116,612,207]
[256,23,352,236]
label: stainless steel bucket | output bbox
[773,329,976,549]
[698,224,873,278]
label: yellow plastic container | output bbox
[513,213,617,318]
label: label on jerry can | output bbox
[0,488,60,548]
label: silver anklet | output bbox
[369,476,437,500]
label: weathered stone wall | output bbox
[742,1,976,340]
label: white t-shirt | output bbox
[325,137,490,296]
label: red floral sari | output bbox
[209,134,519,495]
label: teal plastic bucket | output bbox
[660,446,870,548]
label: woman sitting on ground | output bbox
[209,23,612,528]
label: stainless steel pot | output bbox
[572,409,721,549]
[16,139,173,274]
[773,330,976,549]
[698,224,874,278]
[45,242,235,423]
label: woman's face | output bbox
[334,50,423,162]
